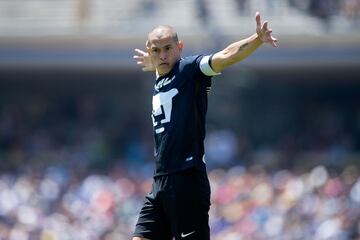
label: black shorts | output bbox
[133,168,211,240]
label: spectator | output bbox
[0,164,358,239]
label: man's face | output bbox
[147,35,183,76]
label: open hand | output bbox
[133,48,156,71]
[255,12,278,47]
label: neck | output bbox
[155,69,160,79]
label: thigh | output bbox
[133,182,172,240]
[165,169,211,240]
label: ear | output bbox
[178,41,184,52]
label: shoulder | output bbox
[181,54,220,77]
[180,55,204,67]
[178,55,205,74]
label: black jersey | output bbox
[151,55,213,176]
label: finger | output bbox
[134,48,146,55]
[266,30,272,35]
[262,21,269,31]
[271,37,278,47]
[134,48,145,54]
[133,55,143,60]
[255,12,261,29]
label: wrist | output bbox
[254,33,264,45]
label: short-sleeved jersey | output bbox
[151,55,212,176]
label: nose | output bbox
[159,51,167,61]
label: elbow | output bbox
[212,51,244,73]
[211,63,225,74]
[211,52,229,73]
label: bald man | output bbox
[132,12,277,240]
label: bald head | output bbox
[147,25,179,47]
[146,25,183,76]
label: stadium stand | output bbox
[0,0,359,239]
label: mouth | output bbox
[159,63,169,67]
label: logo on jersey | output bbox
[152,88,178,134]
[154,76,175,91]
[181,231,195,238]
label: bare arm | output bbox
[133,12,277,73]
[211,12,278,73]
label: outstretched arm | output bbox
[211,12,278,73]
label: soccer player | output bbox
[132,12,277,240]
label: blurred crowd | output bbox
[140,0,360,23]
[1,93,359,171]
[1,0,359,38]
[0,164,359,240]
[290,0,360,30]
[196,0,360,27]
[0,86,359,239]
[0,0,359,237]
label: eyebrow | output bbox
[152,44,173,50]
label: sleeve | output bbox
[199,55,221,76]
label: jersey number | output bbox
[152,89,178,134]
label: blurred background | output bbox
[0,0,360,239]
